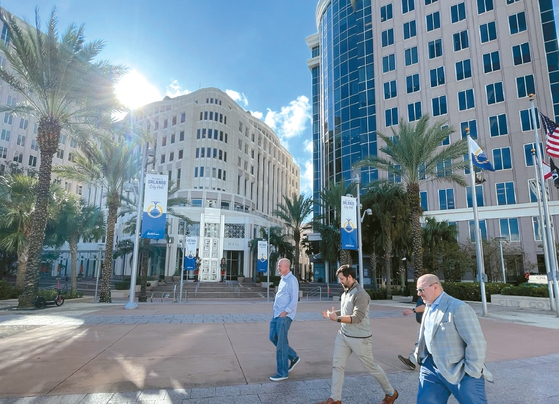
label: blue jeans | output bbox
[417,355,488,404]
[269,316,297,377]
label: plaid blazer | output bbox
[416,293,493,384]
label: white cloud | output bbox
[166,80,190,98]
[250,110,263,120]
[263,95,311,141]
[225,89,249,107]
[299,159,313,196]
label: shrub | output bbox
[501,283,549,298]
[367,288,387,300]
[440,282,507,302]
[114,281,130,290]
[37,289,58,300]
[0,280,19,299]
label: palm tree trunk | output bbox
[15,247,29,289]
[138,238,150,302]
[70,236,79,295]
[407,183,424,279]
[18,149,56,308]
[100,196,118,303]
[369,249,377,289]
[340,249,352,266]
[384,234,393,298]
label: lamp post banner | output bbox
[341,195,358,250]
[184,237,197,270]
[141,174,168,239]
[257,240,268,272]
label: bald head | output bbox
[417,274,443,304]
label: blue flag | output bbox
[468,137,495,171]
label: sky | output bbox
[1,0,320,195]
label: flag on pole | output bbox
[539,113,559,158]
[543,161,552,180]
[341,195,358,250]
[468,137,495,171]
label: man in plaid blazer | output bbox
[415,274,493,404]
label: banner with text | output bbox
[184,237,198,270]
[141,174,168,239]
[257,240,268,272]
[341,195,358,250]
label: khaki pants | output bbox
[330,330,394,401]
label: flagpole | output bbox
[467,133,488,316]
[530,95,559,317]
[531,149,556,310]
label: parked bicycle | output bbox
[34,278,65,309]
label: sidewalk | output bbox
[0,298,557,403]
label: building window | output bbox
[453,30,469,51]
[437,159,452,177]
[160,154,165,164]
[406,74,420,93]
[455,59,472,80]
[428,39,442,59]
[380,4,393,21]
[458,89,475,110]
[432,96,447,116]
[28,155,37,167]
[1,129,10,142]
[520,109,538,131]
[524,143,543,167]
[466,185,484,207]
[489,114,508,137]
[477,0,494,14]
[178,149,183,159]
[181,112,185,123]
[496,182,516,205]
[402,0,415,13]
[480,22,497,43]
[516,75,535,98]
[16,134,25,146]
[19,118,28,130]
[384,80,397,99]
[170,133,175,144]
[169,152,174,162]
[500,218,520,241]
[162,136,167,146]
[385,107,398,127]
[512,43,531,65]
[420,191,428,211]
[425,0,438,4]
[430,66,445,87]
[382,29,395,46]
[408,102,422,122]
[405,46,418,65]
[469,220,487,241]
[483,51,500,73]
[31,139,39,151]
[3,113,13,125]
[403,21,416,40]
[382,54,396,73]
[451,3,466,23]
[493,147,512,170]
[56,149,64,160]
[486,82,505,104]
[461,120,477,139]
[439,188,455,210]
[426,12,440,31]
[532,217,542,241]
[509,12,527,34]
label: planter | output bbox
[491,294,551,311]
[237,276,245,283]
[148,280,158,288]
[173,276,181,282]
[261,282,271,288]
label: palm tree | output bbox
[50,195,105,295]
[314,182,356,267]
[54,131,141,302]
[422,217,458,273]
[0,8,124,307]
[355,115,468,278]
[362,182,409,296]
[272,194,313,280]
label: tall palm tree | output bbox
[362,182,409,296]
[54,130,141,302]
[314,182,356,267]
[272,194,313,280]
[0,8,124,307]
[355,115,468,278]
[50,195,105,295]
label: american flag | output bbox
[540,113,559,158]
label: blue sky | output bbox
[2,0,319,195]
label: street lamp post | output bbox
[178,238,186,303]
[352,175,372,288]
[94,244,103,302]
[495,237,507,283]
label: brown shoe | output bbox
[380,389,398,404]
[316,399,341,404]
[398,354,416,370]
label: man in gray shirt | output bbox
[317,265,398,404]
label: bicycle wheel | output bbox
[34,296,46,309]
[55,295,65,306]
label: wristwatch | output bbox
[412,308,416,313]
[337,316,341,322]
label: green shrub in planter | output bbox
[0,280,19,299]
[501,283,549,297]
[367,288,387,300]
[37,289,58,300]
[114,281,130,290]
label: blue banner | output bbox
[257,240,268,272]
[341,195,358,250]
[184,237,197,270]
[141,174,168,239]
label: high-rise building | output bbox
[117,88,300,281]
[307,0,559,282]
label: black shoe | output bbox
[269,374,288,381]
[398,355,416,370]
[288,356,300,372]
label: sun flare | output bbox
[115,70,162,111]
